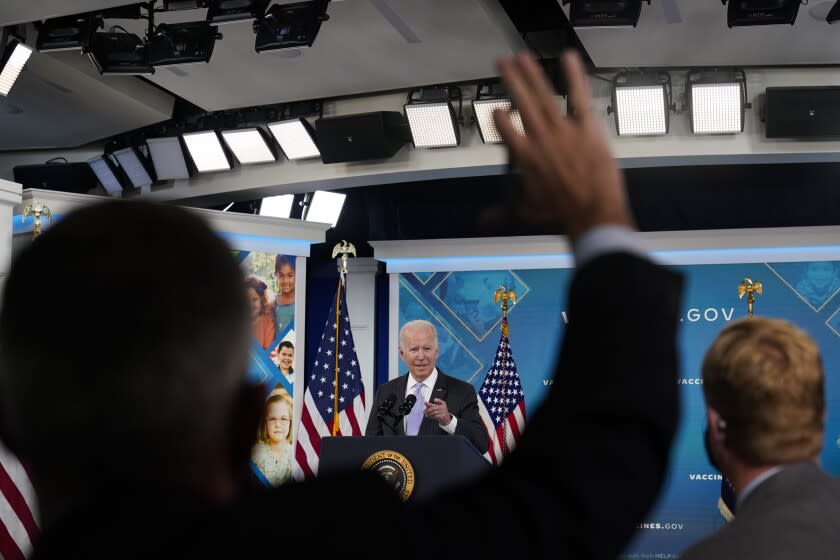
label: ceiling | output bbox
[0,0,523,151]
[3,0,840,153]
[115,0,523,111]
[562,1,840,68]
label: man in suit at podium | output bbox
[365,320,489,454]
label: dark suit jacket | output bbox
[680,463,840,560]
[32,253,682,560]
[365,369,489,453]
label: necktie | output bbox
[405,382,425,436]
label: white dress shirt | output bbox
[574,224,649,266]
[404,368,457,434]
[737,466,784,510]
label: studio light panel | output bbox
[182,131,231,172]
[267,118,321,160]
[221,128,276,164]
[113,147,154,187]
[87,156,124,194]
[691,83,743,134]
[147,137,191,180]
[405,103,459,148]
[614,85,668,136]
[260,194,295,218]
[0,41,33,96]
[305,191,345,227]
[472,99,525,144]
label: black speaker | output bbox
[316,111,407,164]
[765,87,840,138]
[13,162,97,194]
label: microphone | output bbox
[398,394,417,417]
[377,395,396,419]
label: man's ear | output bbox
[707,407,726,444]
[229,382,264,474]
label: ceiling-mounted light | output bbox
[87,155,128,195]
[36,13,97,52]
[146,136,193,180]
[113,147,156,187]
[827,1,840,23]
[254,0,330,52]
[722,0,800,27]
[182,130,234,173]
[687,70,749,135]
[0,39,33,97]
[87,31,154,75]
[562,0,650,28]
[220,127,278,164]
[304,190,345,227]
[608,71,673,137]
[148,21,222,66]
[404,87,462,148]
[268,117,320,160]
[259,194,295,218]
[472,83,525,144]
[206,0,270,24]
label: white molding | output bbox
[0,180,22,207]
[188,207,331,242]
[388,273,400,381]
[373,227,840,272]
[16,189,107,215]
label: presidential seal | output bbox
[361,450,415,501]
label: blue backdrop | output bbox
[398,260,840,557]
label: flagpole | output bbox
[332,273,342,436]
[493,285,516,457]
[330,241,357,436]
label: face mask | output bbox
[704,426,722,472]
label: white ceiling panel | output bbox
[0,49,174,150]
[117,0,523,111]
[562,1,840,68]
[0,1,140,27]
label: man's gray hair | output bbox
[399,319,439,348]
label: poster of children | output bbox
[237,251,297,487]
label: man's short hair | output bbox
[702,317,825,465]
[399,320,438,348]
[0,201,250,478]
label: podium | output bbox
[319,435,489,502]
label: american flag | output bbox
[0,443,38,559]
[477,318,526,465]
[293,274,366,479]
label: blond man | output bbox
[682,317,840,559]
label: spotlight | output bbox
[87,31,154,75]
[608,72,673,137]
[687,70,748,135]
[259,194,295,218]
[87,155,129,195]
[148,22,222,66]
[0,39,33,97]
[304,190,345,227]
[722,0,800,27]
[206,0,270,24]
[113,147,156,187]
[36,13,97,52]
[220,127,278,164]
[254,0,330,52]
[563,0,650,27]
[268,117,320,160]
[472,83,525,144]
[404,87,462,148]
[146,136,193,180]
[182,130,234,173]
